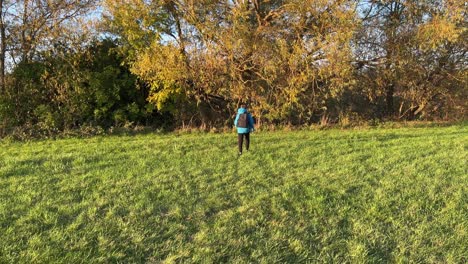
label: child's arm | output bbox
[234,113,239,127]
[248,114,255,131]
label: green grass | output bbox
[0,125,467,263]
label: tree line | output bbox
[0,0,466,137]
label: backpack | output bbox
[237,113,248,128]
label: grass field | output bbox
[0,125,467,263]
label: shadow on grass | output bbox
[0,157,47,178]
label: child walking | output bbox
[234,104,255,155]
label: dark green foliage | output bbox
[82,39,148,126]
[0,39,165,138]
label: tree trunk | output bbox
[21,0,29,63]
[386,84,394,116]
[0,0,6,94]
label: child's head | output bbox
[240,103,247,109]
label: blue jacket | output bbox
[234,108,254,134]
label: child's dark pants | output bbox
[238,133,250,153]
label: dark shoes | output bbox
[238,150,249,156]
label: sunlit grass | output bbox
[1,125,467,263]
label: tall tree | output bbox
[355,0,466,118]
[8,0,98,64]
[104,0,356,125]
[0,0,100,130]
[0,0,12,94]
